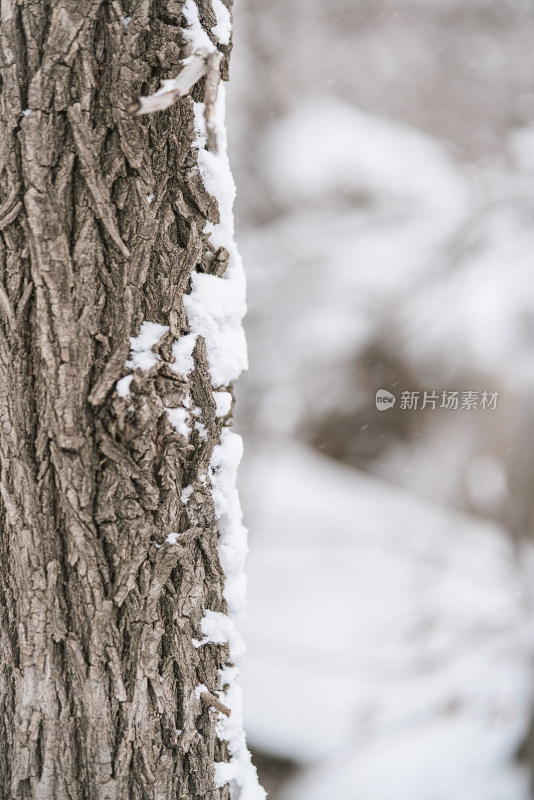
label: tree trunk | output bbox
[0,2,261,798]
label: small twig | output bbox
[204,51,223,152]
[129,51,210,116]
[128,49,224,152]
[200,690,231,718]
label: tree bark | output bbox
[0,1,253,798]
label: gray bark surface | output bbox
[0,2,236,797]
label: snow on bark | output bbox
[165,407,190,438]
[186,87,248,388]
[131,53,210,116]
[211,0,232,46]
[183,10,264,794]
[214,390,233,417]
[131,1,216,116]
[116,321,170,396]
[126,321,169,371]
[170,333,198,377]
[183,0,218,53]
[113,2,261,794]
[197,430,266,800]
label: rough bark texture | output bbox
[0,1,236,797]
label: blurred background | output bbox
[226,1,534,797]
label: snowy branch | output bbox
[128,50,212,115]
[128,49,225,151]
[203,51,224,151]
[200,690,232,718]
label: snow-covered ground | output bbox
[239,444,533,800]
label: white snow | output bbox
[135,56,209,116]
[126,321,169,371]
[238,444,533,800]
[183,269,247,388]
[196,431,264,799]
[170,333,198,378]
[214,761,236,787]
[181,485,194,504]
[166,532,180,544]
[116,374,133,398]
[211,0,231,46]
[195,683,209,700]
[193,608,245,661]
[208,430,249,617]
[183,27,262,796]
[129,321,169,354]
[192,101,207,149]
[117,321,169,397]
[262,96,469,228]
[195,421,208,440]
[214,390,232,417]
[183,0,216,54]
[165,407,189,438]
[186,87,248,388]
[156,17,263,792]
[214,675,264,799]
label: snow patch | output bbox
[186,87,248,388]
[126,321,169,371]
[183,0,216,54]
[239,444,532,799]
[165,407,189,438]
[170,333,198,378]
[195,683,208,699]
[193,609,245,660]
[209,431,249,617]
[181,485,194,504]
[211,0,231,46]
[185,39,262,797]
[183,272,247,387]
[215,679,264,800]
[197,430,265,799]
[117,321,169,396]
[116,374,133,398]
[166,532,180,544]
[214,390,232,417]
[195,421,208,440]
